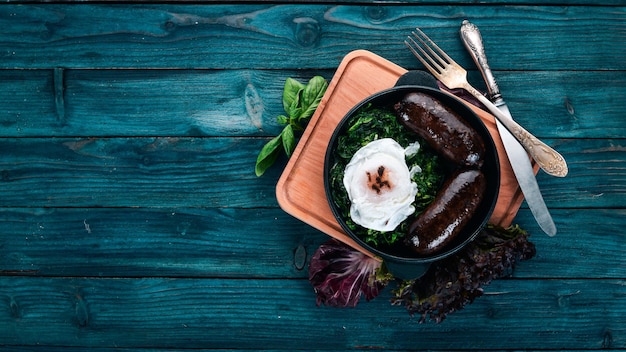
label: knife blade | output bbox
[460,20,556,236]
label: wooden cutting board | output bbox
[276,50,536,257]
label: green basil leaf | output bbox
[287,90,303,120]
[299,76,328,121]
[282,124,296,157]
[282,78,305,113]
[276,114,289,125]
[256,76,326,177]
[255,134,283,177]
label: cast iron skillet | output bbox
[323,84,500,279]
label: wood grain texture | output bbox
[0,277,624,349]
[0,207,624,279]
[0,207,325,278]
[0,137,622,208]
[0,70,57,133]
[0,2,624,350]
[0,137,281,208]
[5,0,626,5]
[534,138,626,209]
[0,5,624,70]
[2,69,624,138]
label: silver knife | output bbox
[460,20,556,236]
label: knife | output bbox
[460,20,557,236]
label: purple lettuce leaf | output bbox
[391,224,536,323]
[308,239,392,307]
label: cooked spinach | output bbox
[329,105,446,247]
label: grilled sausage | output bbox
[405,169,486,255]
[394,92,485,167]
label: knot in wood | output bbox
[293,18,320,48]
[564,97,576,116]
[365,6,387,22]
[74,294,89,328]
[244,83,264,131]
[602,328,613,348]
[293,244,307,271]
[9,297,21,319]
[164,20,177,32]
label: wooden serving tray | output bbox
[276,50,535,257]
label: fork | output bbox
[405,28,568,177]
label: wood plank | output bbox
[0,207,624,279]
[0,137,282,208]
[512,208,626,279]
[0,5,623,70]
[467,70,626,139]
[0,277,624,349]
[0,137,622,208]
[5,0,626,5]
[0,70,57,132]
[534,138,626,209]
[0,207,326,278]
[62,69,313,138]
[1,350,607,352]
[1,69,624,139]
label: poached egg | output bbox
[343,138,418,232]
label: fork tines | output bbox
[404,28,452,75]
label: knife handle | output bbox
[460,20,502,104]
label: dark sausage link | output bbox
[394,92,485,167]
[405,169,486,255]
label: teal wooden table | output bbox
[1,1,625,350]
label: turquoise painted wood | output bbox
[1,1,625,350]
[0,5,624,70]
[0,138,623,208]
[0,208,624,279]
[0,207,323,278]
[1,69,625,138]
[0,277,625,349]
[5,0,625,4]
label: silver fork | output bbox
[405,28,568,177]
